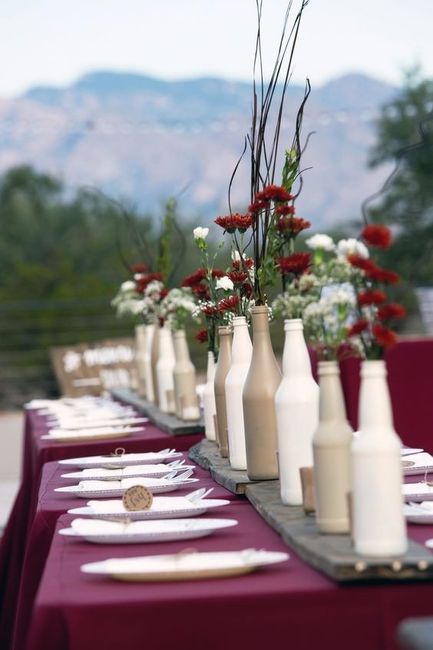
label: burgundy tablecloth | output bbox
[26,504,433,650]
[0,408,202,650]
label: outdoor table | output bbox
[0,407,203,650]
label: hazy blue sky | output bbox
[1,0,433,96]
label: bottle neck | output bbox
[359,360,394,430]
[231,318,252,364]
[282,320,312,377]
[318,361,347,421]
[173,331,190,363]
[217,332,232,366]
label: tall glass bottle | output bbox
[214,326,232,457]
[243,306,281,480]
[275,319,319,505]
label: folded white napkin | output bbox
[403,482,433,496]
[71,518,198,536]
[87,496,195,514]
[78,477,174,491]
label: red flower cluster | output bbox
[276,216,311,236]
[348,255,400,285]
[358,289,387,306]
[248,199,269,214]
[201,304,218,316]
[215,213,253,233]
[255,185,293,203]
[132,263,148,274]
[278,252,311,276]
[346,318,369,336]
[275,204,296,216]
[377,303,406,321]
[182,268,207,287]
[232,258,254,272]
[191,284,210,299]
[218,295,240,312]
[372,323,397,349]
[195,329,208,344]
[362,224,392,249]
[135,272,164,293]
[227,270,248,285]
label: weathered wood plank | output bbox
[246,481,433,583]
[111,388,204,436]
[188,439,269,495]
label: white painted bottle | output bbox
[203,351,217,441]
[156,325,176,414]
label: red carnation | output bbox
[256,185,293,203]
[191,283,210,299]
[377,303,406,321]
[347,318,369,336]
[275,204,296,216]
[232,258,254,271]
[202,304,218,316]
[367,267,400,284]
[182,268,207,287]
[215,213,252,233]
[218,295,240,312]
[278,252,311,276]
[372,323,397,349]
[195,329,208,344]
[215,215,235,233]
[132,263,148,274]
[241,282,253,298]
[347,255,377,273]
[362,224,392,249]
[228,270,248,285]
[248,199,269,214]
[358,289,387,306]
[276,216,311,235]
[212,268,225,278]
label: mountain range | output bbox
[0,71,397,228]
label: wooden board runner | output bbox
[245,481,433,583]
[111,387,204,437]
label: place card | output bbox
[122,485,153,511]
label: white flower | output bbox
[336,238,369,259]
[232,250,242,262]
[193,227,209,240]
[216,276,234,291]
[120,280,136,292]
[306,233,335,251]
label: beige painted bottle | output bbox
[312,361,353,533]
[173,329,200,421]
[242,306,281,480]
[134,324,147,397]
[214,326,232,457]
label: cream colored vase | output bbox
[156,325,176,414]
[144,323,155,402]
[275,319,319,505]
[203,351,217,441]
[150,323,161,406]
[134,324,147,396]
[225,316,252,470]
[352,360,407,556]
[214,326,232,457]
[243,306,281,480]
[173,329,200,421]
[312,361,352,534]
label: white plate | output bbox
[81,549,289,581]
[404,502,433,524]
[54,475,199,498]
[60,517,238,544]
[61,461,192,481]
[68,496,230,520]
[401,447,424,456]
[58,449,182,468]
[402,482,433,502]
[50,417,148,430]
[402,452,433,476]
[41,426,141,442]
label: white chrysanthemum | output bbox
[120,280,136,292]
[306,233,335,251]
[298,273,321,292]
[193,227,209,240]
[216,276,234,291]
[336,238,369,259]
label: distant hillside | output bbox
[0,70,397,228]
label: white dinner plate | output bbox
[49,417,148,430]
[68,496,230,520]
[402,452,433,476]
[402,482,433,502]
[404,502,433,524]
[60,517,238,544]
[61,460,192,481]
[81,549,289,581]
[54,474,198,498]
[58,449,182,468]
[401,447,424,456]
[41,426,141,443]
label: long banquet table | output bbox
[0,407,203,650]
